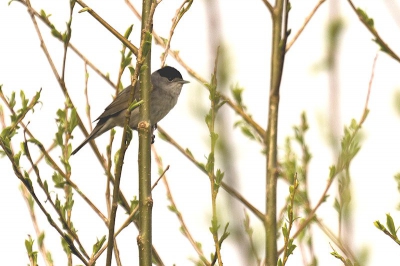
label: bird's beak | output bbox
[178,79,190,84]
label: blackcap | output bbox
[71,66,189,155]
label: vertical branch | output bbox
[265,0,289,265]
[206,49,223,266]
[104,1,156,265]
[137,1,155,265]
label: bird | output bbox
[71,66,189,155]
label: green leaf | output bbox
[204,113,211,128]
[52,172,65,188]
[356,8,374,27]
[130,196,139,212]
[209,217,220,234]
[128,66,135,76]
[61,237,71,255]
[13,150,21,167]
[282,223,288,238]
[329,165,336,179]
[121,53,132,68]
[20,90,28,109]
[167,205,178,213]
[333,198,341,213]
[39,9,50,20]
[142,31,153,57]
[386,214,397,236]
[215,169,224,184]
[287,240,296,254]
[43,180,49,194]
[205,152,214,173]
[9,91,16,108]
[374,220,385,231]
[160,36,168,45]
[25,237,34,253]
[78,7,91,13]
[240,126,255,140]
[231,85,245,108]
[51,28,62,39]
[210,132,219,143]
[69,108,78,133]
[38,232,45,247]
[92,235,107,254]
[219,222,230,242]
[185,148,193,158]
[129,99,143,111]
[124,24,134,39]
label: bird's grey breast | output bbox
[149,84,182,125]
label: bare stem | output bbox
[75,0,138,56]
[152,146,211,265]
[347,0,400,63]
[265,0,289,264]
[160,0,193,67]
[286,0,327,52]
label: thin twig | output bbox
[157,126,264,221]
[105,1,158,264]
[24,135,90,260]
[75,0,138,56]
[21,186,54,266]
[21,0,105,164]
[286,0,327,52]
[261,0,274,14]
[32,140,108,224]
[84,63,93,131]
[12,1,164,264]
[221,95,265,138]
[125,0,266,141]
[278,54,377,256]
[347,0,400,63]
[151,165,170,190]
[152,146,211,265]
[0,139,88,264]
[18,0,117,87]
[160,0,193,67]
[315,217,358,262]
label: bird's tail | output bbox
[71,122,106,155]
[71,136,92,155]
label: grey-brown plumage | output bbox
[72,66,189,155]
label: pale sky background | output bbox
[1,0,400,265]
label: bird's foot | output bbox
[151,123,157,144]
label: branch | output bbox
[157,127,264,221]
[265,0,289,263]
[0,138,88,265]
[347,0,400,63]
[286,0,327,52]
[125,0,266,142]
[75,0,138,56]
[160,0,193,67]
[152,146,211,265]
[278,54,377,256]
[261,0,274,14]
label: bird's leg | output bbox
[151,123,157,144]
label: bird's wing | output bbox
[94,85,139,122]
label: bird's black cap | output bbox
[157,66,183,81]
